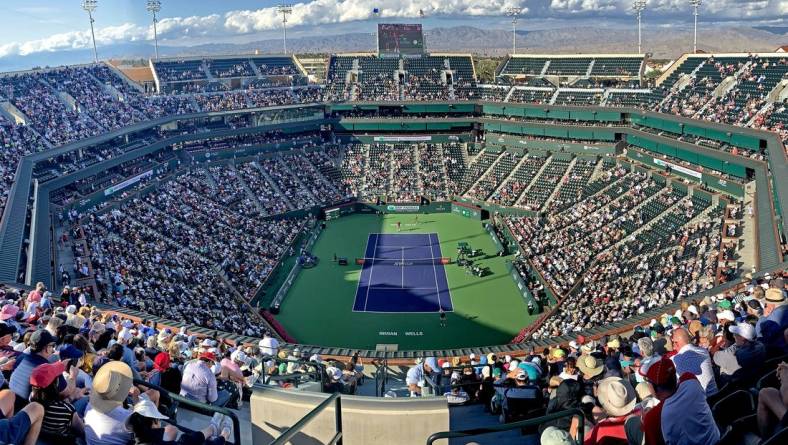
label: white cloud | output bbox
[0,0,782,59]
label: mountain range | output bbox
[1,24,784,72]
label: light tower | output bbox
[81,0,99,63]
[690,0,702,53]
[506,7,522,55]
[277,4,293,54]
[146,0,162,61]
[633,0,646,54]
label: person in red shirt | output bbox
[584,376,638,445]
[639,357,675,445]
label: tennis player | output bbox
[396,221,401,232]
[439,309,446,327]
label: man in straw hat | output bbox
[577,355,605,397]
[756,287,786,336]
[84,360,157,445]
[585,376,637,444]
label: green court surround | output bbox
[274,213,535,350]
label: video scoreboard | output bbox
[378,24,424,57]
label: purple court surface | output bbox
[353,233,453,313]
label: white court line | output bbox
[427,233,443,311]
[362,234,379,312]
[368,286,443,290]
[401,247,405,288]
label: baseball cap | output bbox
[717,310,735,322]
[58,344,85,361]
[29,362,66,388]
[30,330,56,350]
[198,351,217,362]
[717,299,732,310]
[645,357,676,386]
[729,322,756,341]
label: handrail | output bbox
[269,392,343,445]
[260,356,326,393]
[426,408,585,445]
[133,378,242,445]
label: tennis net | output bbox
[355,257,451,266]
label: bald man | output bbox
[670,328,718,396]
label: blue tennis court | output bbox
[353,233,453,313]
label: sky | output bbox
[0,0,784,61]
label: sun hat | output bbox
[688,320,702,336]
[90,361,134,414]
[729,322,756,341]
[551,348,566,359]
[580,340,598,354]
[577,355,604,377]
[606,338,620,349]
[0,304,19,321]
[765,288,785,304]
[131,398,168,420]
[30,361,66,388]
[541,426,575,445]
[230,349,248,364]
[635,382,653,401]
[597,377,636,417]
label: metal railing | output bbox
[269,392,343,445]
[426,408,585,444]
[133,379,242,445]
[260,356,326,393]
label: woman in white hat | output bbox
[125,398,231,445]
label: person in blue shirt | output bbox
[405,357,437,397]
[9,330,57,412]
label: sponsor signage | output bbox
[373,136,432,142]
[652,158,702,179]
[104,170,153,196]
[386,205,420,212]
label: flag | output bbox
[373,8,380,15]
[419,9,424,18]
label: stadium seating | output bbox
[489,154,547,206]
[508,87,554,104]
[2,18,788,445]
[466,151,522,201]
[517,157,571,211]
